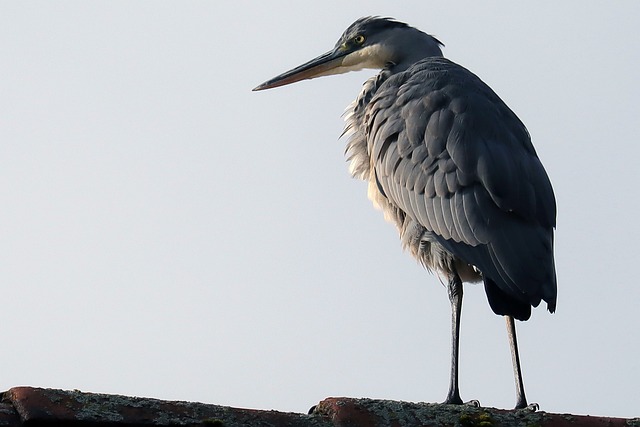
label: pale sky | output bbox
[1,1,639,419]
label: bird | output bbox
[253,16,556,410]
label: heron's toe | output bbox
[515,401,539,411]
[464,399,481,407]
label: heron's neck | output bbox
[362,68,393,106]
[387,30,443,73]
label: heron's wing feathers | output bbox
[367,57,556,310]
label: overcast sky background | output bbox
[1,1,639,419]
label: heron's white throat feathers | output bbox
[311,45,394,79]
[340,44,395,72]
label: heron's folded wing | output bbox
[367,57,556,308]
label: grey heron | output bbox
[253,16,556,410]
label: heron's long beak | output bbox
[253,47,349,91]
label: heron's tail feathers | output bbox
[483,277,531,321]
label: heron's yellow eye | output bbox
[354,35,365,44]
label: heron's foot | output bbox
[443,392,462,405]
[514,400,538,411]
[443,395,480,407]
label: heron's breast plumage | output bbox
[343,65,469,280]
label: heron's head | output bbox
[253,16,443,91]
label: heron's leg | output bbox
[506,315,528,409]
[444,275,463,405]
